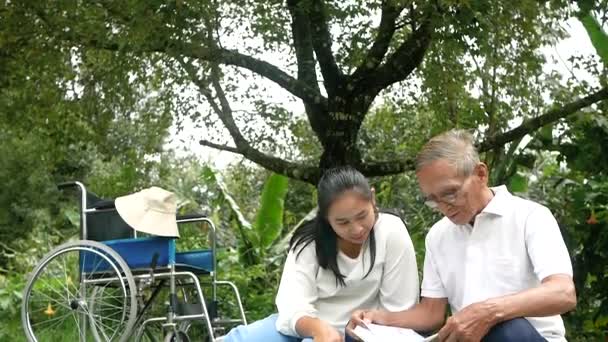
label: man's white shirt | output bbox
[421,185,573,342]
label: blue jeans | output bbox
[483,318,546,342]
[222,314,357,342]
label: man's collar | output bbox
[480,185,510,216]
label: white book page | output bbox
[352,323,438,342]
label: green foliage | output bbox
[1,0,608,338]
[578,11,608,66]
[216,252,280,322]
[515,105,608,339]
[531,170,608,340]
[508,173,529,193]
[254,173,289,251]
[203,167,291,265]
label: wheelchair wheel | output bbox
[22,240,137,342]
[88,282,138,341]
[135,320,192,342]
[134,322,163,342]
[164,330,190,342]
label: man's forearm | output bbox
[376,298,447,332]
[485,274,576,324]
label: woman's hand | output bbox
[312,325,344,342]
[345,309,384,339]
[296,316,344,342]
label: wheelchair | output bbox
[21,182,247,341]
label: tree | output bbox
[0,1,175,257]
[2,1,606,184]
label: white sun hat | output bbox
[115,186,180,237]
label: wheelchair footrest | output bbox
[176,300,218,319]
[212,318,245,325]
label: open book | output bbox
[352,322,438,342]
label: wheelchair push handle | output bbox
[57,181,87,193]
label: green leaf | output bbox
[539,124,553,143]
[508,173,528,193]
[204,168,252,231]
[579,13,608,67]
[270,207,317,258]
[254,173,289,250]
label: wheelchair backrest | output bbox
[69,184,135,241]
[85,195,135,241]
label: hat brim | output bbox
[115,192,180,237]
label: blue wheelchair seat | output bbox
[79,193,216,275]
[175,250,214,274]
[83,237,214,275]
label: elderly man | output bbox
[348,129,576,341]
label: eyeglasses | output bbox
[423,177,471,209]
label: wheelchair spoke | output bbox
[71,311,84,341]
[36,271,72,304]
[86,310,123,323]
[29,288,73,312]
[85,247,113,279]
[87,280,133,341]
[86,309,112,341]
[31,311,72,328]
[92,300,125,311]
[24,242,137,342]
[61,267,82,300]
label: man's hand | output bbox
[437,301,498,342]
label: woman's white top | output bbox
[275,212,420,337]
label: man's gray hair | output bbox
[416,129,480,176]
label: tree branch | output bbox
[237,147,322,184]
[357,158,416,177]
[30,5,328,110]
[287,0,319,91]
[478,87,608,152]
[308,0,342,91]
[174,44,328,109]
[181,59,322,183]
[286,0,331,139]
[352,0,406,80]
[199,139,239,153]
[367,12,434,92]
[360,88,608,177]
[202,139,321,183]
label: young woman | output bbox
[221,166,419,342]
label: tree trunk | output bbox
[317,90,371,170]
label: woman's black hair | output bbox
[289,166,376,287]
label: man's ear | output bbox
[370,187,377,205]
[475,162,490,183]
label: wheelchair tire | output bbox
[134,321,191,342]
[21,240,137,342]
[164,330,190,342]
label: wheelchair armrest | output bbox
[176,214,216,242]
[176,213,209,222]
[57,181,87,193]
[57,182,76,190]
[90,200,116,210]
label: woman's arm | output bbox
[276,244,348,341]
[276,246,345,341]
[296,316,344,342]
[275,247,319,336]
[378,216,420,311]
